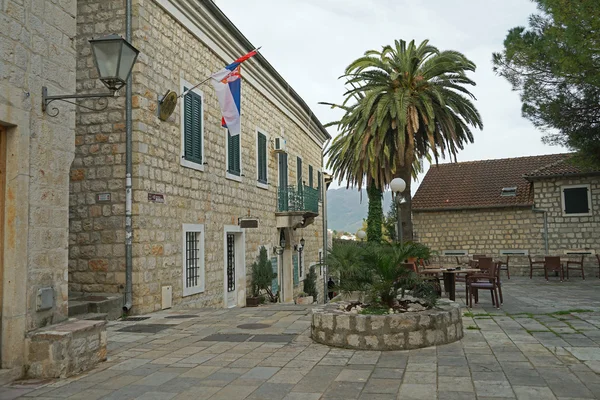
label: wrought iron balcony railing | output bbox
[277,185,319,214]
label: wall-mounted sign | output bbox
[148,193,165,203]
[158,90,177,121]
[97,193,111,202]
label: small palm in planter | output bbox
[247,246,277,307]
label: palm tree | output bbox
[324,39,483,240]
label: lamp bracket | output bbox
[42,86,116,117]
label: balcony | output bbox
[276,185,319,228]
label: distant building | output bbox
[413,154,600,275]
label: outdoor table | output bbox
[424,267,480,301]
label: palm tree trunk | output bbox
[398,167,414,241]
[366,179,383,243]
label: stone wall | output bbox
[70,0,327,313]
[69,0,127,295]
[312,300,463,350]
[413,176,600,276]
[1,0,77,370]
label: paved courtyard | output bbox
[4,277,600,399]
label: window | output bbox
[182,224,205,296]
[501,187,516,197]
[562,185,592,216]
[293,253,299,286]
[297,156,302,187]
[441,250,468,256]
[317,171,322,201]
[299,247,305,280]
[180,80,204,171]
[308,165,313,188]
[499,249,529,255]
[227,130,241,177]
[256,130,268,187]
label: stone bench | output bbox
[25,318,107,379]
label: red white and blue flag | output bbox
[211,50,257,136]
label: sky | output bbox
[215,0,567,193]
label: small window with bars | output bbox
[182,224,205,296]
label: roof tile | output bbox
[412,154,571,211]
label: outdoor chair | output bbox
[544,256,564,281]
[565,255,585,280]
[473,254,486,260]
[467,262,501,309]
[497,256,510,279]
[402,262,441,296]
[528,255,545,278]
[465,257,501,303]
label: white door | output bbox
[226,233,236,308]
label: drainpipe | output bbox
[532,206,549,255]
[123,0,133,312]
[321,140,330,303]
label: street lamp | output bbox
[273,235,286,256]
[356,230,366,241]
[390,177,406,243]
[42,34,140,116]
[294,237,306,253]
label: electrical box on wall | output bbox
[273,137,286,153]
[36,287,54,311]
[161,286,172,310]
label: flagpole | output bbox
[179,47,262,98]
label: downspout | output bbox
[532,206,549,255]
[123,0,133,312]
[321,139,331,303]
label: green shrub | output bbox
[303,265,318,302]
[250,246,277,302]
[326,241,439,308]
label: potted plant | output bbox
[247,246,276,307]
[295,292,313,305]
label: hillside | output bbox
[326,188,393,233]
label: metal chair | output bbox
[468,262,501,309]
[528,255,545,279]
[544,256,564,282]
[497,256,510,279]
[566,255,585,280]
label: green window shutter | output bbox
[317,171,322,201]
[257,133,267,183]
[297,157,302,187]
[293,253,299,286]
[183,87,202,164]
[228,131,240,175]
[271,256,279,293]
[308,165,313,188]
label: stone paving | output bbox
[3,277,600,399]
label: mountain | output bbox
[326,187,393,233]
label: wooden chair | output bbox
[544,256,564,281]
[465,258,498,302]
[566,255,585,280]
[468,262,501,309]
[497,256,510,279]
[403,262,441,296]
[528,255,545,278]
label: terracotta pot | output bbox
[295,296,313,305]
[246,297,260,307]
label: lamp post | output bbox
[357,230,366,241]
[42,34,139,116]
[390,178,406,244]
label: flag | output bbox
[211,50,257,136]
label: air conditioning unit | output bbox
[273,137,286,153]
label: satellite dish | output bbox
[158,90,178,121]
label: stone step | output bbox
[0,368,22,385]
[76,313,108,321]
[68,293,123,320]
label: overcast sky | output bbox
[216,0,567,192]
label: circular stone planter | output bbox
[311,299,463,350]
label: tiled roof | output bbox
[412,154,571,211]
[524,157,597,178]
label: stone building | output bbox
[412,154,600,276]
[1,0,106,382]
[69,0,330,315]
